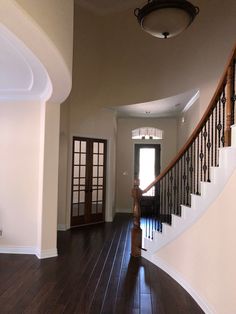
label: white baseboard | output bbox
[115,208,132,213]
[148,254,216,314]
[0,246,36,255]
[36,248,58,259]
[57,224,68,231]
[0,246,58,259]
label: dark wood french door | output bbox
[71,137,107,227]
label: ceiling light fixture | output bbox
[134,0,199,39]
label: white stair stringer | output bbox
[142,146,236,257]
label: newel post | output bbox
[131,178,142,257]
[225,62,234,146]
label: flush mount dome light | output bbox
[134,0,199,39]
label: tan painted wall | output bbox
[177,98,201,150]
[16,0,74,73]
[155,169,236,314]
[86,0,236,115]
[116,117,177,212]
[0,100,41,248]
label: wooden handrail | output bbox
[143,43,236,194]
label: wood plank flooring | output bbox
[0,214,204,313]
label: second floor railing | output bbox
[131,43,236,256]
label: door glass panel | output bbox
[92,203,97,214]
[93,178,98,186]
[80,166,86,177]
[139,148,155,196]
[99,143,104,153]
[74,166,79,177]
[74,141,80,153]
[97,202,102,213]
[98,178,103,186]
[99,166,103,177]
[79,203,85,216]
[99,155,104,165]
[80,191,85,203]
[93,154,98,165]
[98,189,103,201]
[81,153,86,165]
[72,205,79,217]
[81,141,86,153]
[93,142,98,153]
[74,178,79,185]
[74,153,80,165]
[93,166,98,177]
[73,191,78,203]
[92,190,97,202]
[80,178,85,186]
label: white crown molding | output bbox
[182,90,200,113]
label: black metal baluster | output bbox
[218,98,222,149]
[214,105,218,166]
[177,160,180,215]
[174,165,177,215]
[196,136,200,195]
[183,154,186,205]
[211,112,214,167]
[200,130,204,182]
[193,140,196,194]
[207,120,211,182]
[186,150,190,206]
[222,88,226,147]
[203,125,207,182]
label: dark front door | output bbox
[71,137,107,227]
[134,144,161,216]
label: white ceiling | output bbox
[112,89,199,118]
[76,0,143,15]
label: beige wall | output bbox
[116,117,177,212]
[58,5,118,226]
[0,100,41,248]
[154,168,236,313]
[177,98,201,150]
[16,0,74,74]
[88,0,236,115]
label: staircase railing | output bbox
[131,44,236,257]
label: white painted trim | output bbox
[57,224,68,231]
[182,90,200,113]
[144,254,216,314]
[0,246,36,255]
[0,246,58,259]
[36,248,58,259]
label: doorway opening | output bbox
[71,137,107,227]
[134,144,161,229]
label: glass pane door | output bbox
[71,137,107,227]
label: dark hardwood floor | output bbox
[0,214,204,314]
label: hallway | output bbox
[0,214,203,313]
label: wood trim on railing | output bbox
[131,178,142,257]
[143,43,236,194]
